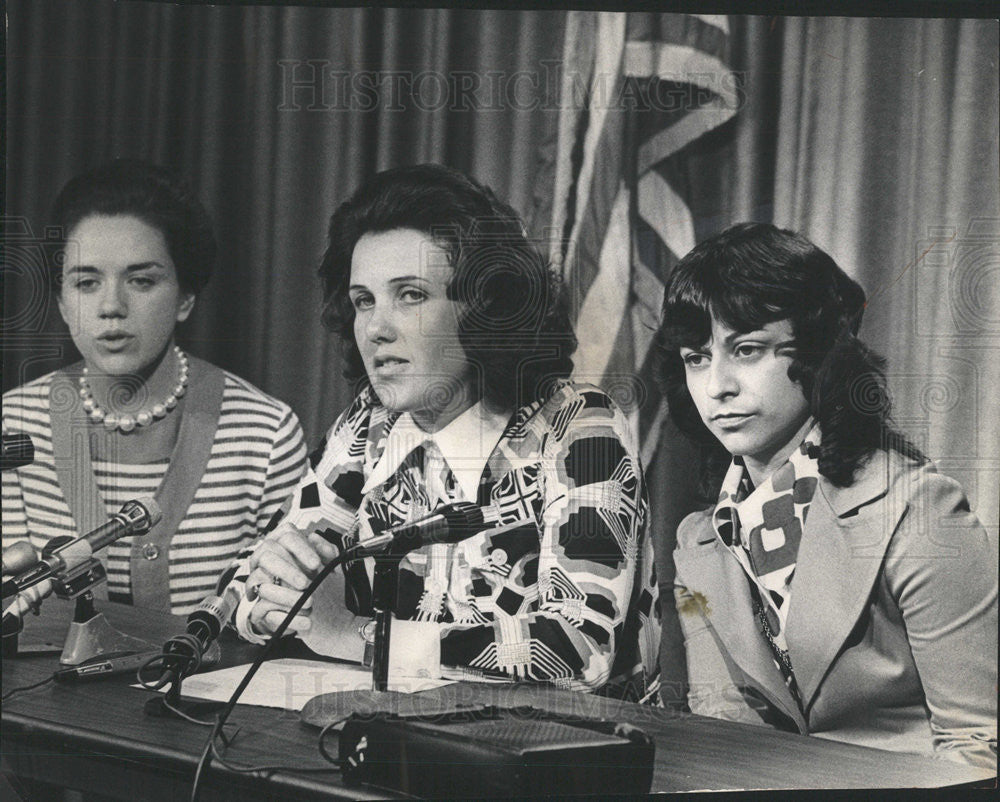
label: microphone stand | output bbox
[370,553,401,692]
[2,550,151,663]
[141,640,224,720]
[62,589,154,665]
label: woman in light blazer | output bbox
[656,223,996,769]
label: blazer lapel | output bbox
[786,451,904,711]
[674,535,806,730]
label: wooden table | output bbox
[1,598,994,800]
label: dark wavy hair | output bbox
[656,222,923,493]
[318,163,576,414]
[50,159,217,296]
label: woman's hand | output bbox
[245,523,339,637]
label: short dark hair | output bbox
[318,163,576,413]
[50,159,216,296]
[657,222,922,491]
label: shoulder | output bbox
[321,384,381,441]
[500,382,644,496]
[825,449,993,560]
[822,447,969,520]
[521,381,636,446]
[676,508,715,550]
[310,385,384,465]
[853,453,997,629]
[3,371,56,403]
[540,380,621,417]
[3,372,57,423]
[882,453,989,541]
[219,369,301,428]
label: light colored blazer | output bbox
[672,449,997,769]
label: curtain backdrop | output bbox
[4,0,564,440]
[774,16,1000,533]
[5,5,998,566]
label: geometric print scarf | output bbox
[712,423,822,702]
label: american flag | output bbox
[531,11,740,694]
[540,11,738,464]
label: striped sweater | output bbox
[2,369,307,614]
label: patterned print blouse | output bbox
[235,381,657,694]
[711,423,822,702]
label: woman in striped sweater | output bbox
[2,161,307,615]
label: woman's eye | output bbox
[400,287,427,304]
[351,295,373,311]
[682,352,707,368]
[73,278,99,291]
[734,343,764,358]
[130,276,156,289]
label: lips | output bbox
[372,355,409,375]
[711,412,755,429]
[96,332,135,351]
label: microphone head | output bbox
[119,497,163,534]
[141,497,164,527]
[427,502,499,545]
[439,502,489,540]
[1,541,39,575]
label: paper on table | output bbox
[141,658,454,711]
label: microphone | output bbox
[153,564,241,684]
[2,542,40,578]
[355,502,505,557]
[0,498,162,598]
[1,433,34,471]
[357,502,508,692]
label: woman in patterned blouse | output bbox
[658,222,996,767]
[235,164,657,694]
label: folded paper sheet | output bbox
[141,658,453,711]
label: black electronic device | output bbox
[1,433,34,471]
[338,706,655,798]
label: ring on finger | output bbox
[273,576,283,587]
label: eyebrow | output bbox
[724,329,780,345]
[65,262,168,275]
[679,329,792,351]
[348,275,430,291]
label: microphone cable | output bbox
[203,716,348,779]
[1,674,55,702]
[188,543,360,801]
[137,632,211,693]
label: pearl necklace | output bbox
[78,346,189,433]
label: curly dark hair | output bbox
[50,159,217,296]
[318,163,576,414]
[656,222,923,494]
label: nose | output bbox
[363,302,396,343]
[705,357,738,399]
[98,279,127,318]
